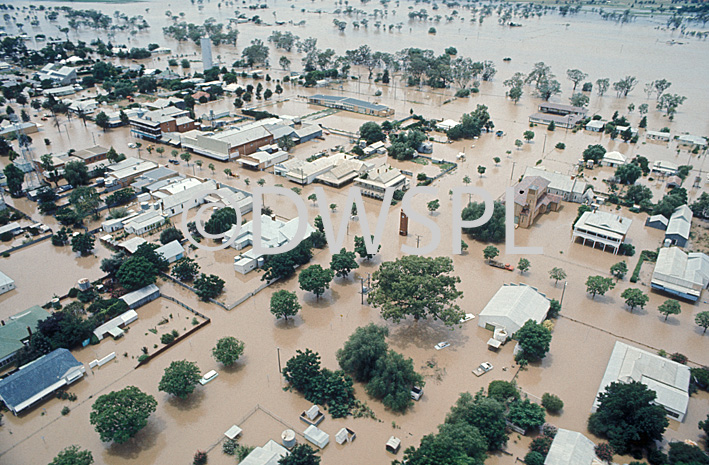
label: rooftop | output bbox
[666,204,693,240]
[309,94,391,112]
[478,283,550,334]
[0,306,51,361]
[652,247,709,296]
[574,210,632,238]
[544,429,601,465]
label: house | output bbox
[0,348,85,415]
[0,222,22,237]
[144,97,184,111]
[303,425,330,449]
[93,309,138,341]
[529,112,583,129]
[677,134,707,149]
[0,121,39,138]
[524,166,592,203]
[0,306,51,368]
[120,284,160,309]
[129,107,194,141]
[651,247,709,301]
[42,85,78,97]
[538,102,588,116]
[585,120,605,132]
[238,150,289,171]
[275,154,348,185]
[0,270,15,295]
[156,240,185,263]
[602,151,626,168]
[192,90,210,102]
[36,64,77,85]
[315,158,372,188]
[614,125,638,137]
[239,440,289,465]
[593,341,691,422]
[508,176,561,228]
[117,237,147,254]
[665,205,692,247]
[645,214,669,231]
[105,158,159,189]
[572,210,632,254]
[294,124,323,143]
[72,145,109,164]
[180,126,274,161]
[363,141,387,156]
[123,210,164,235]
[651,160,678,176]
[666,176,682,189]
[478,283,550,335]
[307,94,394,117]
[354,165,409,200]
[131,166,181,192]
[646,130,671,143]
[68,99,98,115]
[229,215,314,274]
[436,119,458,132]
[544,429,604,465]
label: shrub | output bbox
[61,406,70,415]
[555,142,566,150]
[670,352,687,364]
[524,451,545,465]
[193,450,207,465]
[530,435,553,457]
[222,438,238,455]
[161,332,176,344]
[455,88,471,98]
[595,443,614,462]
[138,354,149,363]
[541,423,557,438]
[541,393,564,413]
[67,288,79,298]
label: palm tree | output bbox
[195,160,203,170]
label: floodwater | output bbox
[1,1,708,464]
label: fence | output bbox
[1,233,52,255]
[134,318,211,368]
[160,293,209,319]
[159,272,230,310]
[226,278,276,310]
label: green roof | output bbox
[0,306,51,361]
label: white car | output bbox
[411,386,423,401]
[473,362,494,377]
[199,370,219,385]
[460,313,475,323]
[434,341,450,350]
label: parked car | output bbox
[460,313,475,323]
[473,362,494,377]
[411,386,423,401]
[434,341,450,350]
[199,370,218,385]
[168,159,180,165]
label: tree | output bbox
[444,391,508,451]
[477,165,486,177]
[71,233,95,256]
[204,207,237,235]
[90,386,157,444]
[158,360,201,399]
[354,235,380,261]
[298,264,334,299]
[359,121,386,144]
[49,445,94,465]
[523,130,535,142]
[279,444,320,465]
[106,147,124,164]
[549,267,566,285]
[515,139,523,149]
[172,257,200,282]
[427,199,440,214]
[613,76,638,97]
[548,299,561,318]
[621,288,648,313]
[282,349,322,395]
[524,451,545,465]
[180,152,191,165]
[4,163,24,196]
[596,78,610,96]
[95,111,109,130]
[595,443,615,463]
[517,258,530,273]
[70,187,100,219]
[401,423,487,465]
[610,261,628,280]
[63,160,90,187]
[658,299,681,321]
[279,56,291,70]
[615,164,642,185]
[330,248,359,278]
[541,393,564,413]
[242,39,269,66]
[667,442,709,465]
[337,324,389,382]
[160,227,184,245]
[462,201,506,243]
[212,337,245,366]
[695,311,709,334]
[369,256,463,326]
[566,69,588,91]
[515,319,552,361]
[487,380,520,404]
[366,350,424,412]
[117,256,158,291]
[657,93,686,120]
[507,399,546,431]
[507,85,523,104]
[699,413,709,437]
[583,144,606,163]
[570,92,589,108]
[588,381,668,454]
[586,275,615,299]
[40,153,61,187]
[483,245,499,263]
[194,273,225,301]
[270,290,301,320]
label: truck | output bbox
[411,386,423,401]
[488,260,514,271]
[473,362,494,377]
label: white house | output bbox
[156,240,185,263]
[239,440,289,465]
[436,119,458,132]
[602,151,626,168]
[0,270,15,295]
[593,341,691,422]
[477,283,550,335]
[123,211,164,235]
[585,120,605,132]
[544,429,604,465]
[93,309,138,341]
[651,160,678,176]
[651,247,709,302]
[572,210,632,254]
[646,130,671,143]
[354,165,409,200]
[677,134,707,148]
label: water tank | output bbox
[281,429,296,449]
[77,278,91,291]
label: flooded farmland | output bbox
[0,0,708,464]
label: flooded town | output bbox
[0,0,707,464]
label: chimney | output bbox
[27,326,32,337]
[1,320,4,326]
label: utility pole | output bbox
[414,234,422,248]
[542,134,547,154]
[510,161,516,183]
[560,281,568,309]
[360,277,365,305]
[277,347,282,375]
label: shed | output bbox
[93,310,138,341]
[335,427,356,445]
[386,436,401,453]
[239,439,289,465]
[0,270,15,295]
[156,240,185,263]
[645,214,669,231]
[478,283,550,335]
[665,205,692,247]
[120,284,160,309]
[0,222,21,237]
[544,429,600,465]
[584,120,605,132]
[300,405,325,426]
[224,425,243,440]
[303,425,329,449]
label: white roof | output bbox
[159,179,218,211]
[120,284,160,307]
[544,429,598,465]
[224,425,242,439]
[0,270,14,287]
[225,215,314,249]
[585,120,605,129]
[118,237,147,254]
[239,440,289,465]
[603,151,626,164]
[652,247,709,295]
[594,341,690,416]
[477,283,550,334]
[93,309,138,339]
[666,205,692,240]
[677,134,707,146]
[647,130,671,139]
[304,425,330,448]
[523,167,589,196]
[574,210,632,239]
[652,160,678,172]
[155,240,184,260]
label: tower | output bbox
[200,37,213,71]
[399,210,408,236]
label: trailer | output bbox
[488,260,514,271]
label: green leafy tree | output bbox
[524,451,545,465]
[427,199,440,214]
[588,381,668,454]
[477,165,486,177]
[278,444,320,465]
[160,227,184,245]
[549,267,566,284]
[298,264,334,299]
[695,311,709,334]
[204,207,237,235]
[610,261,628,280]
[507,399,546,431]
[582,144,606,163]
[366,350,423,412]
[282,349,322,396]
[70,187,100,219]
[620,288,649,313]
[515,319,552,361]
[71,233,95,255]
[4,163,24,196]
[517,258,530,273]
[212,337,245,365]
[359,121,386,144]
[462,201,506,243]
[40,153,61,187]
[445,391,508,450]
[655,300,680,322]
[523,130,535,142]
[117,257,158,291]
[615,164,642,185]
[171,257,200,282]
[548,299,561,318]
[667,442,709,465]
[330,248,359,278]
[487,380,520,404]
[337,324,389,382]
[270,290,301,320]
[90,386,157,444]
[354,235,380,260]
[541,393,564,413]
[95,111,109,130]
[194,273,225,301]
[369,256,463,326]
[483,245,499,263]
[49,445,94,465]
[585,275,615,299]
[158,360,201,399]
[400,426,487,465]
[63,160,90,187]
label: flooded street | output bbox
[0,0,708,464]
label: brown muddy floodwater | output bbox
[1,1,708,464]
